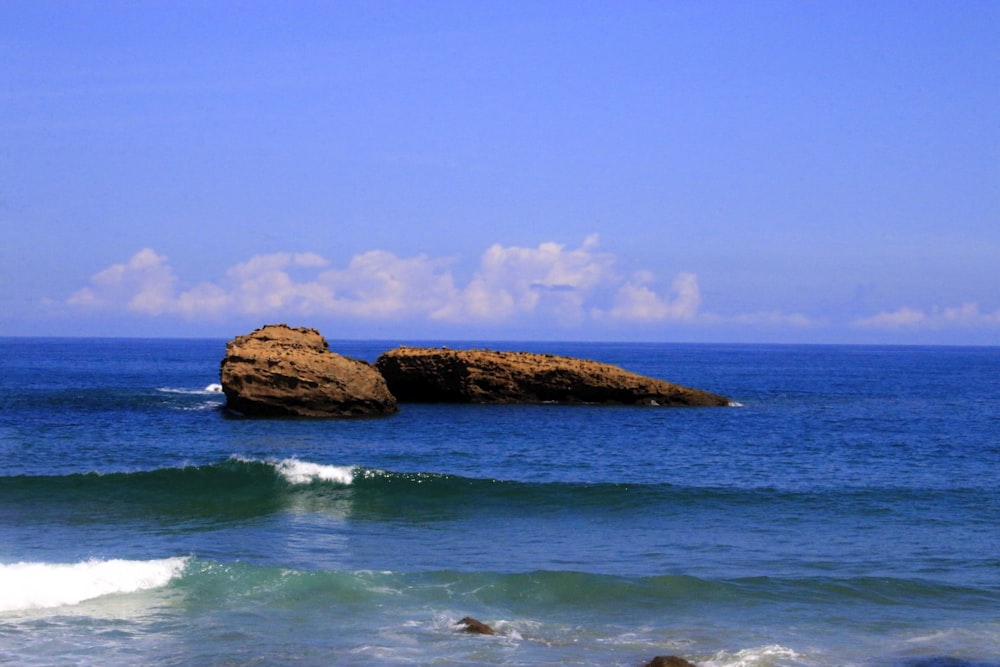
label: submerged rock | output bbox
[374,346,729,406]
[219,324,397,418]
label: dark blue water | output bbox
[1,338,998,666]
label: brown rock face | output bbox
[645,657,697,667]
[374,347,729,407]
[219,324,398,418]
[456,616,495,635]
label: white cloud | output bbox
[224,252,332,315]
[852,306,927,329]
[432,235,617,323]
[73,241,995,338]
[727,311,826,328]
[67,248,178,315]
[174,282,230,317]
[600,271,702,322]
[853,302,1000,330]
[318,251,457,318]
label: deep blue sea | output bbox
[1,338,998,667]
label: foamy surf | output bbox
[0,557,189,613]
[157,384,224,395]
[274,458,356,485]
[703,644,806,667]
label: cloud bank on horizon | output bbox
[64,237,999,340]
[66,236,704,324]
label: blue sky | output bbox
[1,1,997,344]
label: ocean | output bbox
[1,338,998,666]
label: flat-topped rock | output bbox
[374,346,729,406]
[219,324,397,418]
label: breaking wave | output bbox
[0,557,189,612]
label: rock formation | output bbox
[455,616,495,635]
[645,657,697,667]
[219,324,397,418]
[374,347,729,406]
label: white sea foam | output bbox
[728,401,745,407]
[274,458,355,485]
[703,644,806,667]
[0,557,189,613]
[176,401,223,412]
[157,384,224,396]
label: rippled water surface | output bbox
[1,338,998,666]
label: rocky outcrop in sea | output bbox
[374,346,729,406]
[219,325,729,418]
[644,657,697,667]
[219,324,397,418]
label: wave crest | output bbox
[0,557,189,612]
[272,458,355,485]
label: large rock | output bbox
[220,324,398,418]
[374,347,729,406]
[645,657,697,667]
[455,617,495,635]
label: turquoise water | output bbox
[1,338,998,666]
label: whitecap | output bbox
[703,644,805,667]
[274,458,355,486]
[156,384,225,396]
[0,557,189,613]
